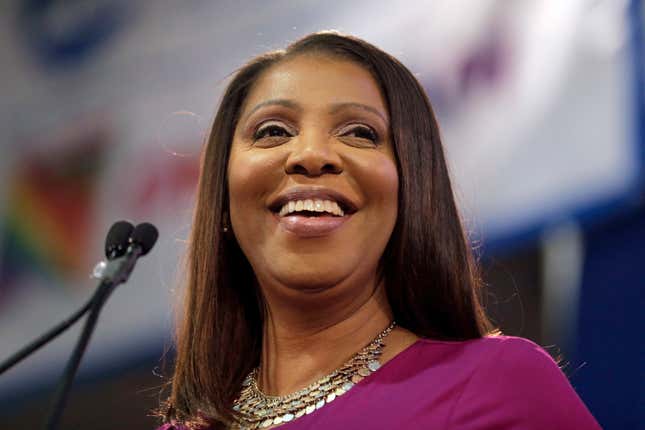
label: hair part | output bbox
[161,30,495,429]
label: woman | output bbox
[158,31,601,429]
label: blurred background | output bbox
[0,1,642,429]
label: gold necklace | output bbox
[231,321,396,429]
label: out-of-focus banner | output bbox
[0,0,640,398]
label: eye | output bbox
[339,124,379,144]
[253,123,293,141]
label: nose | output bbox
[284,132,343,177]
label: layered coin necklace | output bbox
[231,321,396,429]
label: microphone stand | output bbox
[0,220,156,430]
[0,224,135,377]
[43,281,114,429]
[44,245,143,430]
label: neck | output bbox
[257,278,393,396]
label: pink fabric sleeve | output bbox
[447,337,602,429]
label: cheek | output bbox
[227,148,283,224]
[354,155,399,214]
[379,161,399,204]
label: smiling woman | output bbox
[156,32,600,430]
[228,55,398,292]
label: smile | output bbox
[268,187,358,237]
[278,199,345,217]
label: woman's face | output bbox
[227,54,398,295]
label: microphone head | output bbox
[131,222,159,256]
[105,220,135,259]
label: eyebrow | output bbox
[328,102,388,124]
[243,99,302,123]
[242,99,388,124]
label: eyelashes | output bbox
[341,124,379,142]
[252,122,380,145]
[253,123,293,141]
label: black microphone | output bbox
[0,220,135,376]
[105,220,134,259]
[45,222,159,430]
[0,219,158,430]
[91,220,135,281]
[94,222,158,285]
[130,222,159,256]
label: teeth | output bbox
[278,199,345,217]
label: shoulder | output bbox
[437,335,602,429]
[410,334,553,371]
[462,335,575,392]
[413,335,564,378]
[418,333,548,354]
[383,335,554,387]
[467,335,560,370]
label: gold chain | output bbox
[231,321,396,429]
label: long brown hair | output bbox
[164,31,495,428]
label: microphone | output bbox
[130,222,159,256]
[0,220,135,376]
[94,222,158,285]
[105,220,134,259]
[0,220,158,430]
[45,222,158,430]
[92,220,134,280]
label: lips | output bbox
[274,212,351,237]
[268,187,358,238]
[268,187,358,215]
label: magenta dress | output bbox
[158,336,601,429]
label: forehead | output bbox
[241,54,389,118]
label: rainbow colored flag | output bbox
[0,132,109,302]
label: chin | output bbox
[273,269,349,293]
[249,244,380,297]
